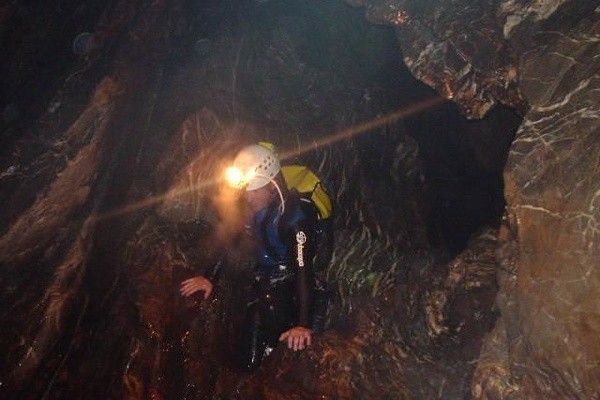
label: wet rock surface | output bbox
[350,1,599,398]
[348,0,528,119]
[1,0,596,399]
[499,6,600,399]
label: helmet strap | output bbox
[247,172,286,215]
[269,177,286,215]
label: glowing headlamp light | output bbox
[225,166,255,189]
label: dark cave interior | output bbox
[1,0,521,252]
[0,1,538,399]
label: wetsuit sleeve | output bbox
[287,217,315,328]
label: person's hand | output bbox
[180,276,213,300]
[279,326,312,351]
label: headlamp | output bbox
[225,166,256,189]
[225,166,244,188]
[226,143,279,191]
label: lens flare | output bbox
[94,97,443,221]
[225,166,258,189]
[225,166,244,188]
[278,96,445,161]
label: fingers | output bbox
[294,335,304,351]
[179,277,213,298]
[179,280,196,297]
[202,284,213,299]
[288,334,296,350]
[279,328,312,351]
[181,278,196,285]
[291,332,307,351]
[180,280,199,297]
[180,286,197,297]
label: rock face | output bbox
[352,0,599,398]
[0,0,597,399]
[498,6,600,399]
[0,1,440,398]
[350,0,528,119]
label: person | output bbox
[180,143,324,370]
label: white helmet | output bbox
[226,143,281,191]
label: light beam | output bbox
[95,96,444,220]
[279,96,445,161]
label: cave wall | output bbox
[1,0,598,399]
[350,0,599,398]
[1,1,438,398]
[494,7,600,399]
[0,1,197,398]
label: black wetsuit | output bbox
[237,192,317,370]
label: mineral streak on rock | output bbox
[499,7,600,398]
[350,0,527,119]
[348,1,599,398]
[346,0,600,399]
[1,0,596,399]
[1,1,191,398]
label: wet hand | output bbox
[279,326,312,351]
[180,276,213,299]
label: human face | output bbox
[244,185,273,213]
